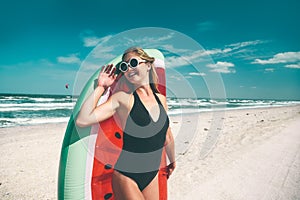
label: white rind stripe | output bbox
[154,58,165,69]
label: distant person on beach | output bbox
[76,47,176,199]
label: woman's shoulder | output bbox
[112,90,131,98]
[155,93,167,103]
[112,90,133,104]
[155,92,166,98]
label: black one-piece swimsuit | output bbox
[114,91,169,191]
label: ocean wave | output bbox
[0,117,70,128]
[0,102,75,107]
[0,106,74,112]
[1,94,300,128]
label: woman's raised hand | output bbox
[98,64,118,89]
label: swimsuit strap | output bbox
[153,92,163,106]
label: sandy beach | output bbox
[1,105,300,200]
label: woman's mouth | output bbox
[128,71,137,78]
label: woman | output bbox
[76,47,176,200]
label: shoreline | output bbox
[1,105,300,199]
[2,104,300,129]
[169,103,300,115]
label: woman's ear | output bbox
[147,64,151,71]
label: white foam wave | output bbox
[0,117,69,127]
[167,99,228,107]
[0,102,75,112]
[0,106,74,112]
[29,97,57,102]
[168,102,300,116]
[27,117,70,124]
[0,102,75,108]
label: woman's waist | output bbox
[114,149,163,173]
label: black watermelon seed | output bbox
[104,193,113,199]
[115,132,121,139]
[104,164,112,170]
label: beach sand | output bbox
[1,105,300,200]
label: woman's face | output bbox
[122,53,149,85]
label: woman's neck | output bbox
[135,85,152,96]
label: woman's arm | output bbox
[165,127,176,178]
[165,127,176,163]
[76,64,119,127]
[157,94,176,177]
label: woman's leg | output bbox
[112,170,145,200]
[142,174,159,200]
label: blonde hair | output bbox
[122,47,159,93]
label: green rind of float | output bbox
[58,54,123,200]
[58,49,164,200]
[58,115,92,200]
[59,136,92,200]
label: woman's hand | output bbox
[98,64,118,89]
[166,161,176,179]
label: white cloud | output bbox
[123,32,175,47]
[206,61,235,73]
[82,32,177,61]
[227,40,266,50]
[165,56,190,68]
[224,40,267,60]
[83,35,113,47]
[285,63,300,69]
[80,61,102,71]
[57,54,81,64]
[91,45,117,60]
[265,68,275,72]
[164,48,229,68]
[190,48,232,57]
[80,30,265,75]
[169,75,182,81]
[202,49,224,56]
[79,31,267,76]
[164,39,266,67]
[83,36,99,47]
[160,44,189,54]
[197,21,216,32]
[189,72,206,76]
[252,52,300,64]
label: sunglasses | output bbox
[119,58,147,73]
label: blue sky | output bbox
[0,0,299,100]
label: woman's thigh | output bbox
[142,174,159,200]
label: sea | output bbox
[1,93,299,128]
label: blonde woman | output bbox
[76,47,176,199]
